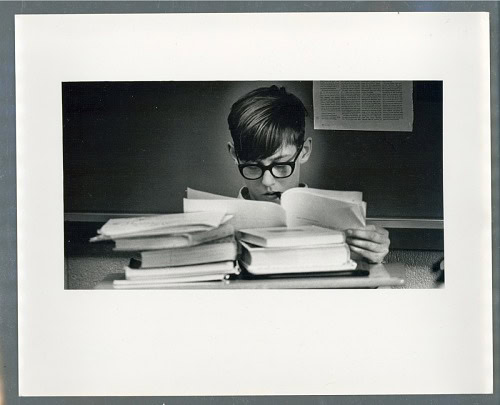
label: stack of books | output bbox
[91,212,239,289]
[236,225,358,276]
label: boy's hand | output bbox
[345,225,390,264]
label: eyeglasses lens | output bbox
[271,165,293,178]
[241,166,263,180]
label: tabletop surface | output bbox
[95,263,407,290]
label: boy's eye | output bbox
[241,165,262,179]
[244,166,261,174]
[273,164,292,176]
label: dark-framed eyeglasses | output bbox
[236,143,304,180]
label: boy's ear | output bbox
[299,137,313,164]
[227,142,239,164]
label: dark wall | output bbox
[63,81,442,218]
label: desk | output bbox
[95,263,406,289]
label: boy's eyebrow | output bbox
[241,148,299,164]
[244,153,292,164]
[269,151,297,162]
[270,153,287,160]
[249,151,296,164]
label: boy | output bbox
[227,85,390,264]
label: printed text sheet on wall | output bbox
[313,81,414,132]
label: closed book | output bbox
[125,261,238,280]
[239,240,352,270]
[113,273,228,289]
[113,223,234,251]
[135,236,237,268]
[239,260,357,275]
[237,225,345,248]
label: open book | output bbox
[184,187,366,231]
[90,211,230,242]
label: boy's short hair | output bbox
[228,85,307,162]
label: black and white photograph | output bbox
[12,10,493,397]
[63,80,443,290]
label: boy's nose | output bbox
[261,169,276,187]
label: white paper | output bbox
[313,81,414,131]
[281,188,366,230]
[184,187,366,231]
[184,188,287,230]
[96,211,227,238]
[184,197,288,230]
[186,187,235,200]
[298,187,363,203]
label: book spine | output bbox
[247,243,350,268]
[114,236,188,251]
[263,234,346,248]
[125,261,237,280]
[113,273,227,288]
[240,259,357,275]
[140,240,237,268]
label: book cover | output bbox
[237,225,345,248]
[138,236,237,268]
[239,259,357,275]
[239,240,352,269]
[124,260,238,280]
[112,273,228,289]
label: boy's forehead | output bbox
[254,144,298,163]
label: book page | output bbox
[300,188,367,218]
[302,187,363,203]
[186,187,235,200]
[183,198,287,230]
[313,81,414,131]
[281,188,366,230]
[97,211,227,238]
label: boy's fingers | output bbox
[347,237,388,253]
[349,245,386,264]
[347,226,389,237]
[375,226,390,237]
[346,229,389,244]
[345,226,390,263]
[360,224,388,234]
